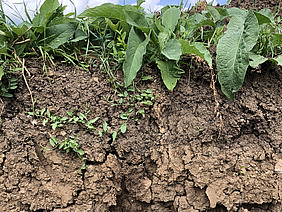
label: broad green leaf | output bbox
[78,3,137,20]
[124,10,150,31]
[123,27,150,87]
[45,22,78,49]
[249,53,267,68]
[105,18,119,32]
[184,13,216,37]
[216,8,229,18]
[180,40,212,67]
[39,0,60,15]
[161,39,182,61]
[158,32,169,49]
[154,16,164,32]
[271,34,282,47]
[227,7,247,17]
[161,7,180,32]
[251,54,282,67]
[71,28,87,42]
[32,0,60,27]
[156,60,181,91]
[216,9,259,101]
[257,8,274,24]
[270,55,282,66]
[48,17,76,26]
[206,6,220,22]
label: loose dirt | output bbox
[1,1,282,211]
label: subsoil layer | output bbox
[1,1,282,211]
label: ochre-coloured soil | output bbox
[1,1,282,211]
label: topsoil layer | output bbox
[1,0,282,211]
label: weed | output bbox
[49,135,84,158]
[239,166,246,175]
[67,109,100,131]
[197,126,204,135]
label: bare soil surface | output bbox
[1,1,282,212]
[230,0,282,18]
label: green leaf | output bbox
[216,9,259,101]
[40,108,46,116]
[0,34,7,55]
[67,111,73,116]
[120,113,128,120]
[123,27,150,87]
[271,34,282,48]
[161,39,182,61]
[88,117,100,125]
[161,7,181,32]
[103,120,108,132]
[49,136,59,147]
[2,93,13,98]
[249,53,267,68]
[51,123,58,130]
[46,109,51,118]
[270,55,282,66]
[206,6,220,22]
[78,3,137,20]
[120,123,127,133]
[32,0,60,27]
[112,131,118,141]
[71,28,87,42]
[45,22,78,49]
[43,119,48,126]
[0,67,4,81]
[105,18,119,32]
[227,7,247,17]
[180,40,212,67]
[79,113,87,120]
[255,8,274,25]
[156,60,180,91]
[185,13,216,36]
[123,10,150,32]
[39,0,60,16]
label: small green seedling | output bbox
[49,135,84,158]
[67,109,100,131]
[197,126,204,135]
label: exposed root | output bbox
[19,58,35,109]
[0,98,4,117]
[210,68,224,138]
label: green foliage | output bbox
[156,60,182,91]
[0,77,17,97]
[216,9,259,101]
[0,0,280,105]
[79,4,212,91]
[180,40,212,67]
[49,135,84,158]
[123,27,150,87]
[216,8,281,100]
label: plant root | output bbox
[210,68,224,138]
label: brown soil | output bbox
[230,0,282,18]
[1,1,282,212]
